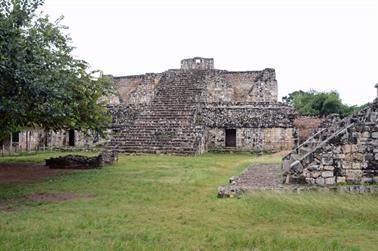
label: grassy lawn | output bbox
[0,152,377,250]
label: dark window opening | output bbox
[12,132,20,143]
[68,129,75,146]
[225,129,236,147]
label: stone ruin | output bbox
[283,91,378,187]
[45,150,118,169]
[1,57,295,156]
[105,57,296,155]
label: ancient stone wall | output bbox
[207,127,294,152]
[205,69,277,103]
[203,103,294,128]
[112,73,162,105]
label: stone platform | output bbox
[218,164,378,198]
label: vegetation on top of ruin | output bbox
[0,0,113,142]
[282,90,368,118]
[0,152,377,250]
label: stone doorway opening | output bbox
[225,129,236,147]
[68,129,75,146]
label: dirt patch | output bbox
[0,192,95,211]
[26,192,95,202]
[0,163,72,184]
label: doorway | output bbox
[225,129,236,147]
[68,129,75,146]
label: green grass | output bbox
[0,150,99,163]
[0,152,377,251]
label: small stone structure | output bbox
[46,151,118,169]
[106,57,296,155]
[283,91,378,186]
[46,155,103,169]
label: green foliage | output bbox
[282,90,367,117]
[0,153,377,250]
[0,0,113,141]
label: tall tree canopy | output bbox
[282,90,367,117]
[0,0,113,142]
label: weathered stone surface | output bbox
[336,176,346,183]
[325,177,336,185]
[46,155,103,169]
[322,171,334,178]
[323,165,334,171]
[315,177,325,185]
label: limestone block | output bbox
[336,176,346,183]
[362,131,371,138]
[352,162,362,170]
[305,178,316,185]
[311,171,321,178]
[342,144,352,153]
[372,132,378,138]
[363,154,374,161]
[373,176,378,183]
[323,165,334,171]
[322,171,334,178]
[316,177,325,185]
[334,154,345,159]
[361,177,373,183]
[353,153,364,161]
[342,161,351,169]
[374,153,378,160]
[321,157,333,166]
[351,145,358,153]
[308,164,320,171]
[346,169,363,178]
[325,177,336,185]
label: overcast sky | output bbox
[42,0,378,105]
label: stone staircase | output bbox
[283,107,369,175]
[105,70,208,155]
[282,105,371,181]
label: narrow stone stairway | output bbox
[105,70,208,155]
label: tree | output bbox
[0,0,113,142]
[282,90,366,117]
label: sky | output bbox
[41,0,378,105]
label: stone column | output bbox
[375,83,378,99]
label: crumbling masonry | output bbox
[283,96,378,186]
[106,57,296,154]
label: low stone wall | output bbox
[46,155,103,169]
[46,151,118,169]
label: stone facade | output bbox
[106,57,296,154]
[1,129,102,154]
